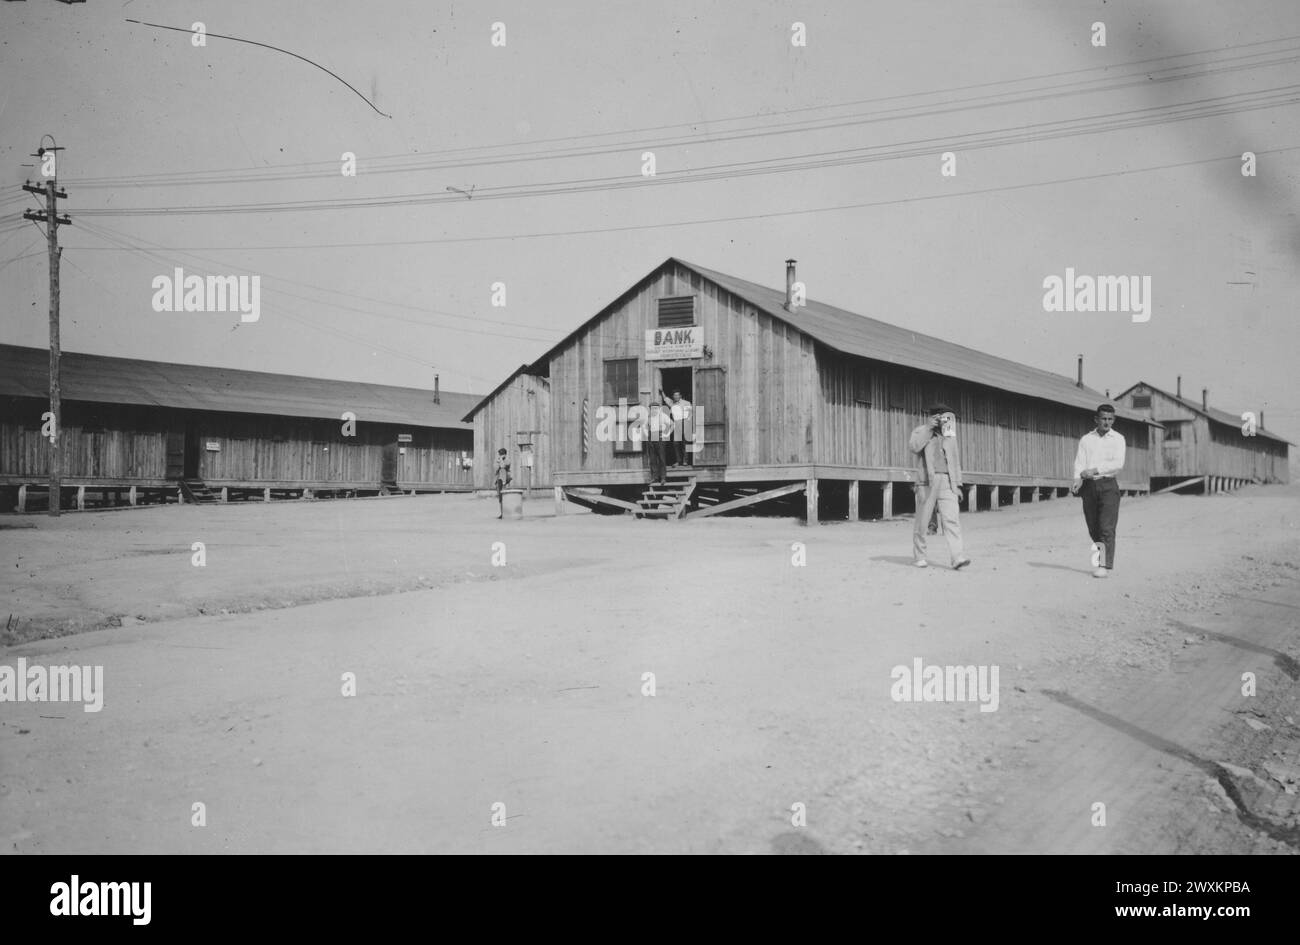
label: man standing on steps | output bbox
[910,404,971,570]
[647,403,671,485]
[1071,403,1126,578]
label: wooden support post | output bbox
[76,485,85,510]
[847,481,859,521]
[882,481,893,519]
[805,478,818,525]
[264,487,271,502]
[17,484,26,513]
[966,484,976,512]
[176,486,184,505]
[1031,486,1040,503]
[220,487,228,503]
[129,486,137,506]
[990,485,1000,510]
[554,485,566,515]
[1012,486,1021,508]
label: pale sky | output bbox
[2,0,1297,445]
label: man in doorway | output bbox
[1070,404,1126,578]
[659,388,693,467]
[910,404,971,570]
[493,447,511,519]
[647,403,672,485]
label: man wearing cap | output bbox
[1070,403,1126,578]
[910,404,971,570]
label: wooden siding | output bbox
[1117,385,1289,482]
[197,413,472,488]
[547,263,818,476]
[816,349,1152,485]
[472,373,552,489]
[480,261,1160,487]
[1,397,472,488]
[1,399,167,480]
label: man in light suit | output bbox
[910,404,971,570]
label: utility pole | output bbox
[23,141,70,517]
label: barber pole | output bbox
[582,398,589,457]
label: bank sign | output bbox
[645,327,703,360]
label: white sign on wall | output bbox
[645,327,703,360]
[205,441,220,451]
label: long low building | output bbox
[1,344,476,511]
[465,257,1158,521]
[1115,380,1290,492]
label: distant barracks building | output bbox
[0,344,475,512]
[1116,380,1290,494]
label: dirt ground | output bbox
[1,486,1298,854]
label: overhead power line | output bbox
[68,85,1300,218]
[59,143,1300,252]
[66,34,1300,190]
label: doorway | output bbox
[657,367,693,407]
[656,367,693,468]
[166,423,200,480]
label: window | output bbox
[657,296,695,328]
[1131,394,1152,409]
[603,358,638,405]
[1163,421,1183,442]
[854,371,871,405]
[887,375,906,409]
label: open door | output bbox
[694,366,727,466]
[165,431,185,480]
[381,442,398,486]
[184,426,201,479]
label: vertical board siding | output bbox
[1116,385,1288,483]
[0,397,473,487]
[473,373,552,489]
[814,349,1153,483]
[472,265,1287,487]
[541,262,821,476]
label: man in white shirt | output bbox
[1070,404,1126,578]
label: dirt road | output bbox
[2,488,1297,853]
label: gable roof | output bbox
[513,258,1151,422]
[461,363,549,422]
[0,344,476,429]
[1116,381,1292,445]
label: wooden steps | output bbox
[634,471,697,520]
[179,478,219,504]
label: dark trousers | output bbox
[667,433,686,466]
[648,440,667,482]
[1081,478,1120,568]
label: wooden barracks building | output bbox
[0,344,476,512]
[1115,379,1290,493]
[465,257,1158,521]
